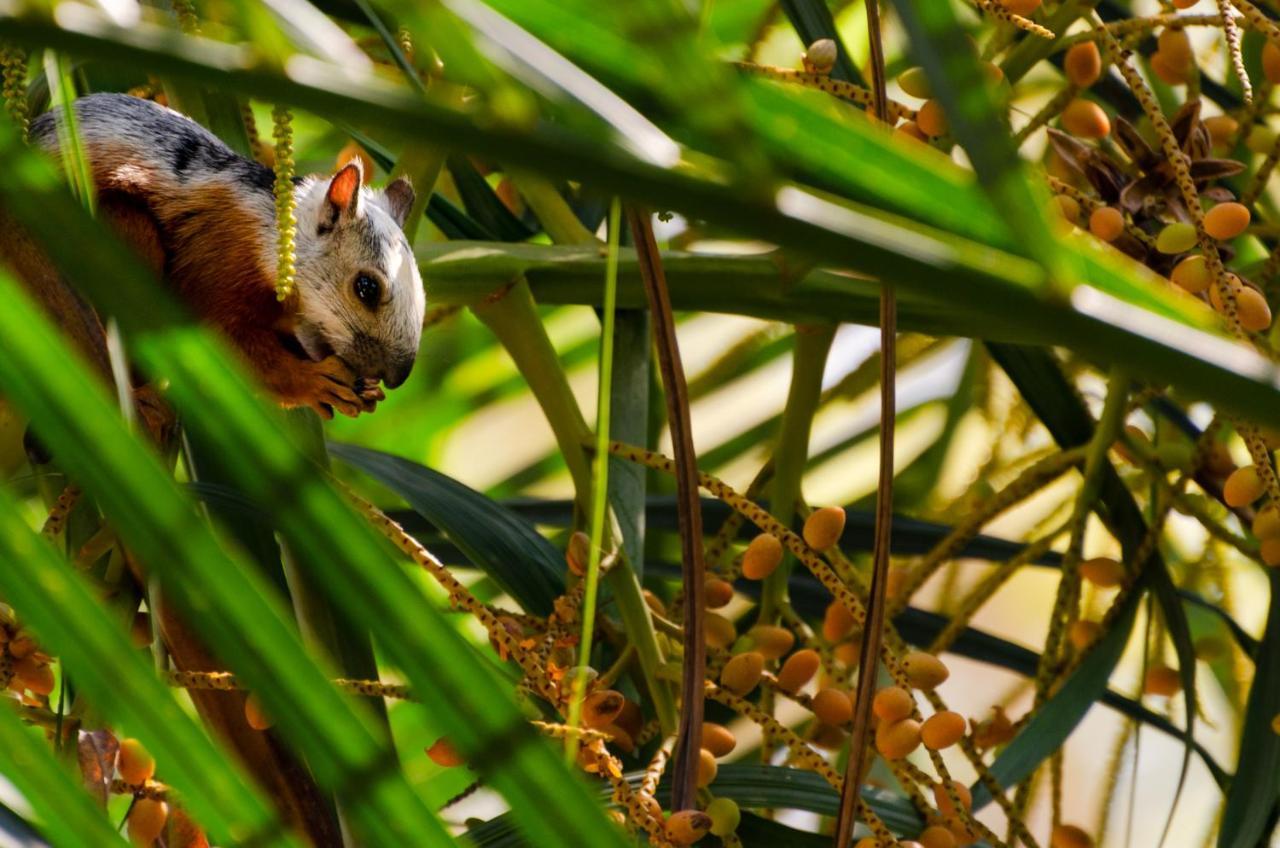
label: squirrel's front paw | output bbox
[299,356,366,420]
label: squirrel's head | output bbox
[289,161,424,389]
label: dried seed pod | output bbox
[921,711,966,750]
[1204,202,1250,241]
[822,600,856,642]
[665,810,712,846]
[1061,99,1109,139]
[244,692,273,731]
[702,722,737,757]
[720,651,765,695]
[1079,556,1123,588]
[812,687,853,726]
[1225,465,1265,507]
[804,39,838,75]
[1088,206,1124,242]
[776,649,821,692]
[117,738,156,785]
[566,531,591,577]
[919,825,958,848]
[1265,41,1280,86]
[128,799,169,847]
[904,651,950,690]
[917,100,948,139]
[970,706,1015,750]
[706,797,741,837]
[747,625,794,660]
[427,736,465,767]
[872,686,915,723]
[1143,664,1182,697]
[582,689,625,729]
[803,506,847,550]
[933,780,973,817]
[704,578,734,609]
[898,67,931,99]
[705,612,737,650]
[1171,255,1210,293]
[696,748,718,787]
[1051,823,1095,848]
[1064,42,1102,88]
[1155,221,1196,254]
[1068,619,1102,650]
[741,532,783,580]
[875,718,922,759]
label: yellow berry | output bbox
[128,799,169,847]
[1002,0,1041,13]
[1225,465,1265,507]
[1064,42,1102,88]
[720,651,765,696]
[1088,206,1124,242]
[1068,620,1102,650]
[921,711,966,750]
[1150,51,1189,86]
[702,722,737,757]
[427,736,465,767]
[920,825,958,848]
[1061,99,1110,139]
[1171,255,1210,293]
[1238,286,1273,332]
[582,690,625,729]
[665,810,712,845]
[15,658,53,696]
[244,692,273,731]
[873,686,915,723]
[898,67,931,99]
[1272,713,1280,734]
[1204,202,1250,241]
[876,718,922,759]
[933,780,973,818]
[917,100,948,139]
[777,649,821,692]
[1261,537,1280,567]
[803,506,847,550]
[1265,41,1280,86]
[812,687,854,726]
[697,748,718,787]
[704,578,734,609]
[1051,824,1095,848]
[1053,195,1081,226]
[747,625,795,660]
[1156,221,1197,254]
[823,600,856,642]
[742,533,783,580]
[1079,556,1123,588]
[1249,125,1278,155]
[904,651,950,690]
[1204,115,1239,149]
[1144,664,1182,697]
[706,797,740,837]
[1157,28,1193,70]
[117,738,155,785]
[705,612,737,650]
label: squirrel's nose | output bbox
[383,353,416,389]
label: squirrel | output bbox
[3,92,425,420]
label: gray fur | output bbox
[31,93,425,388]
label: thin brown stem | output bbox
[835,3,894,844]
[627,206,705,813]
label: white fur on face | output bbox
[287,178,426,384]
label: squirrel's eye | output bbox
[354,274,381,307]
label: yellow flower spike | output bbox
[271,104,298,303]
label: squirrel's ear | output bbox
[320,162,362,231]
[384,178,415,229]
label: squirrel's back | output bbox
[30,93,276,222]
